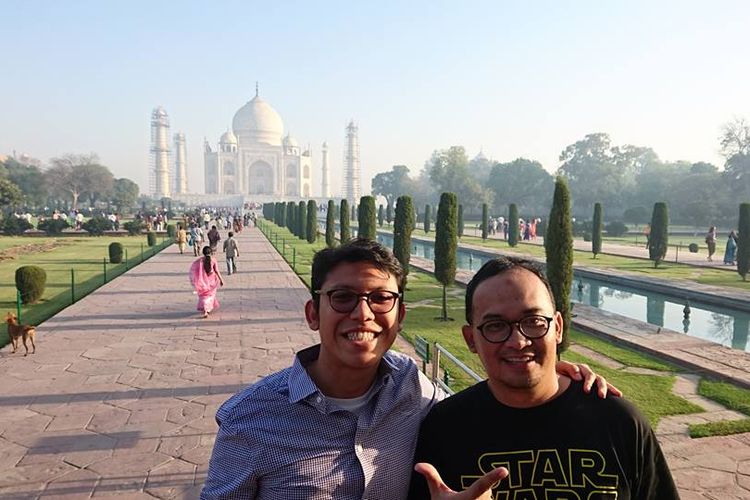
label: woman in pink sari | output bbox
[189,246,224,318]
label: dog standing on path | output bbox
[5,312,36,356]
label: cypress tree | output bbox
[326,200,336,248]
[386,202,393,224]
[648,202,668,268]
[378,204,384,227]
[351,203,358,221]
[307,200,317,243]
[481,203,489,240]
[592,202,603,258]
[340,199,351,243]
[434,192,458,321]
[287,202,295,233]
[424,204,431,233]
[544,177,573,353]
[508,204,519,247]
[394,195,415,280]
[298,201,307,240]
[738,203,750,280]
[358,196,377,240]
[457,204,464,238]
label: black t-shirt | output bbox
[408,380,679,499]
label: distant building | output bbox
[203,88,313,199]
[342,120,361,203]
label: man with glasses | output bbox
[408,256,678,499]
[201,240,614,499]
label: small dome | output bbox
[220,129,237,144]
[283,133,299,148]
[232,95,284,146]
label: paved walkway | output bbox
[1,227,749,498]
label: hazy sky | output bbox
[2,1,748,197]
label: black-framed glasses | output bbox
[475,315,554,343]
[315,289,402,314]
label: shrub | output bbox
[15,265,47,304]
[166,223,176,238]
[393,195,415,279]
[545,177,573,353]
[592,203,603,258]
[82,216,111,236]
[508,204,519,247]
[147,231,157,247]
[109,242,124,263]
[605,220,628,237]
[2,216,33,235]
[307,200,318,244]
[123,220,145,235]
[688,243,699,253]
[481,203,488,240]
[648,202,669,268]
[37,218,69,235]
[326,200,336,248]
[435,192,458,321]
[358,196,377,240]
[340,200,351,243]
[738,203,750,280]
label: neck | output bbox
[307,357,379,399]
[488,374,570,408]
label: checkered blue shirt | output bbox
[200,345,443,500]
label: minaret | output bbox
[321,141,330,198]
[343,121,360,203]
[174,132,187,194]
[150,106,171,198]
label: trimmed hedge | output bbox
[2,217,33,235]
[123,220,145,235]
[166,223,176,238]
[37,218,69,235]
[109,242,124,263]
[147,231,157,247]
[82,216,111,236]
[15,265,47,304]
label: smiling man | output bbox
[408,256,678,500]
[201,240,615,500]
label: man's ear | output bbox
[397,301,407,325]
[553,311,564,345]
[462,324,477,353]
[304,300,320,331]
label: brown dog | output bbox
[5,312,36,356]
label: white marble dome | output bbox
[283,133,298,148]
[232,95,284,146]
[220,129,238,144]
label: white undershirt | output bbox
[326,383,377,413]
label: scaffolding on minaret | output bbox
[174,132,187,194]
[149,106,172,198]
[342,121,360,203]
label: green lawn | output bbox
[0,235,171,346]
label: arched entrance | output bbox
[247,161,274,195]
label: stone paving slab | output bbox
[1,225,749,498]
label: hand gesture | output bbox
[414,462,508,500]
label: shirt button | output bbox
[356,444,364,453]
[316,396,322,403]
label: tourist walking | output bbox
[724,230,738,265]
[223,231,240,275]
[189,246,224,318]
[706,226,717,261]
[189,224,204,257]
[176,224,188,255]
[207,225,221,254]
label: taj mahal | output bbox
[203,88,315,200]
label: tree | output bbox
[112,178,139,212]
[287,201,296,234]
[326,200,336,248]
[738,203,750,281]
[393,195,415,281]
[351,203,357,221]
[423,204,431,233]
[648,202,669,268]
[592,203,603,258]
[371,165,413,209]
[307,200,317,243]
[386,202,393,224]
[481,203,488,240]
[623,206,649,227]
[340,199,351,243]
[2,158,46,208]
[358,195,377,240]
[378,204,384,227]
[0,178,23,212]
[457,204,464,238]
[46,153,112,209]
[298,201,307,240]
[508,204,519,247]
[544,177,573,353]
[488,158,554,217]
[434,192,458,321]
[427,146,492,213]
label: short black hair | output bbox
[310,238,405,309]
[465,256,555,324]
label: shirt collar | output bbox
[287,344,400,405]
